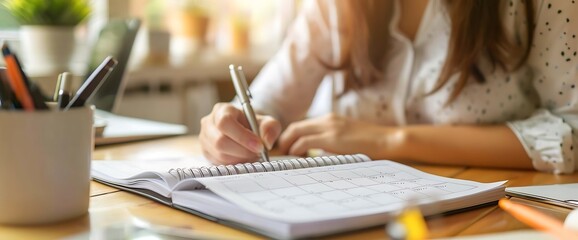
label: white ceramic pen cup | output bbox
[0,105,94,225]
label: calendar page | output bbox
[174,160,505,223]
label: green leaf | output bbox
[3,0,91,26]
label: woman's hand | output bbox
[278,113,406,158]
[200,103,282,165]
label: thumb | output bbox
[258,115,282,150]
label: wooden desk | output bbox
[1,135,576,239]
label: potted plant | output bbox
[3,0,90,75]
[169,0,211,60]
[171,0,210,40]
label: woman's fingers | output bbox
[278,118,326,154]
[287,134,329,156]
[201,112,252,164]
[200,103,283,164]
[212,104,264,153]
[200,103,260,164]
[207,122,259,158]
[202,146,256,165]
[257,115,282,150]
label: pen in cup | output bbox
[53,73,63,102]
[56,72,72,110]
[1,43,47,110]
[229,64,270,162]
[65,56,117,111]
[2,44,34,111]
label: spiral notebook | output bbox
[92,154,506,239]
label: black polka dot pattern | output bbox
[491,0,578,174]
[397,0,577,173]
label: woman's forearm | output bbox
[388,124,533,169]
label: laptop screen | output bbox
[85,19,140,113]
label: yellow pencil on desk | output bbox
[499,198,578,240]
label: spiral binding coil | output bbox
[168,154,370,181]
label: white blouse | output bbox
[248,0,578,174]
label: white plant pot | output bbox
[19,26,76,75]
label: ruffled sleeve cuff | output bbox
[507,109,576,174]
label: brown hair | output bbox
[330,0,535,102]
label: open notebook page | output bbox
[172,161,505,239]
[92,157,212,197]
[91,155,298,197]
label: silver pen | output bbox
[229,64,270,162]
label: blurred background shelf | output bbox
[0,0,299,134]
[120,49,269,134]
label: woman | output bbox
[200,0,578,174]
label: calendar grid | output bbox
[212,162,478,217]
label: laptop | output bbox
[87,19,187,145]
[506,183,578,209]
